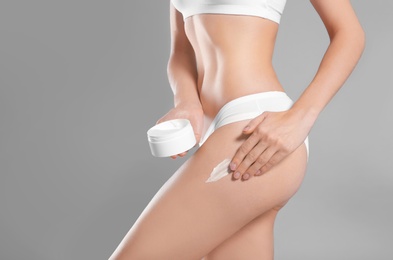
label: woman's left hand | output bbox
[229,108,314,181]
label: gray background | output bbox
[0,0,391,259]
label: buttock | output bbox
[198,91,310,160]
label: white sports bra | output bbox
[171,0,287,24]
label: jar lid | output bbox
[147,119,196,157]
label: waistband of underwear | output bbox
[199,91,309,160]
[199,91,293,144]
[219,91,289,108]
[212,91,292,124]
[198,91,310,160]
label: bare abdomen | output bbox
[184,14,285,119]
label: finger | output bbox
[192,119,203,144]
[188,121,200,143]
[194,132,201,144]
[238,143,269,181]
[256,150,287,175]
[246,146,277,177]
[232,140,268,180]
[178,151,188,157]
[242,112,268,134]
[230,132,260,173]
[170,155,177,159]
[156,116,167,125]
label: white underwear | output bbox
[198,91,310,160]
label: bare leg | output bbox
[202,207,281,260]
[109,119,308,260]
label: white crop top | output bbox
[171,0,287,24]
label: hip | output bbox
[199,91,310,160]
[198,75,285,119]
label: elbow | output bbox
[353,25,366,54]
[331,25,366,55]
[167,54,181,77]
[167,57,174,77]
[350,27,367,60]
[355,27,366,60]
[167,52,198,78]
[359,28,366,53]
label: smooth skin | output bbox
[111,120,308,259]
[109,0,365,259]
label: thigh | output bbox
[203,208,279,260]
[109,120,308,260]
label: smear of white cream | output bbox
[205,158,231,183]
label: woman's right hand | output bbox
[156,102,204,159]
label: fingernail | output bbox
[255,170,262,176]
[234,172,241,179]
[243,126,250,132]
[230,162,236,171]
[243,173,250,180]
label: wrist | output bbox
[174,99,203,110]
[173,91,202,107]
[289,105,320,127]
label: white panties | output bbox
[199,91,310,160]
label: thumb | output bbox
[156,115,167,125]
[243,112,268,133]
[194,132,201,144]
[191,123,202,144]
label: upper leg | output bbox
[109,120,308,260]
[203,208,279,260]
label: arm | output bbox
[156,4,204,158]
[167,3,201,108]
[291,0,366,125]
[230,0,365,179]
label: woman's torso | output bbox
[175,1,286,120]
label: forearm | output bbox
[167,52,201,108]
[291,27,366,125]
